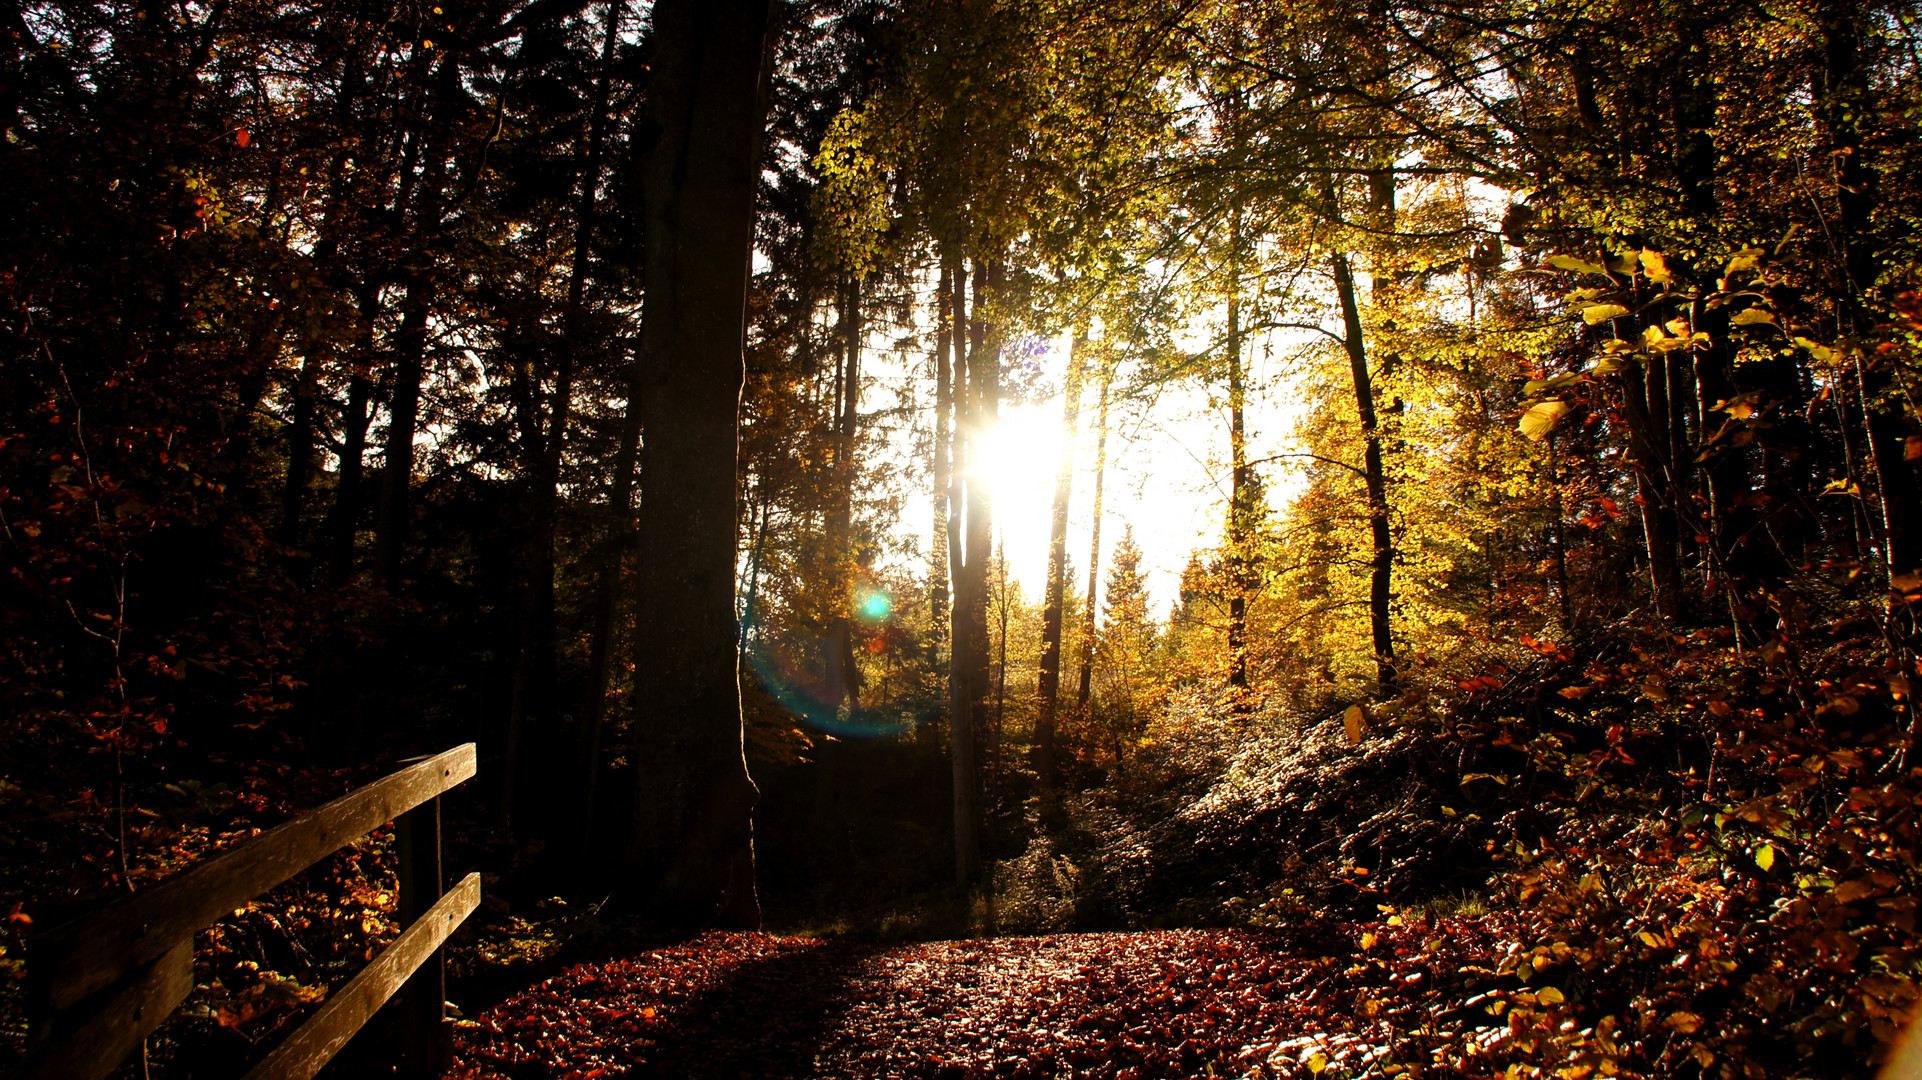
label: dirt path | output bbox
[451,925,1478,1079]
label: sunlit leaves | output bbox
[1519,400,1571,441]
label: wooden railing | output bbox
[17,744,480,1080]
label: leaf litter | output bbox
[452,918,1512,1079]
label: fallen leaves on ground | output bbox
[452,918,1517,1080]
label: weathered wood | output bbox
[243,872,480,1080]
[397,795,452,1077]
[17,938,192,1080]
[33,744,476,1011]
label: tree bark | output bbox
[327,286,378,582]
[929,261,953,666]
[824,273,862,712]
[371,59,456,588]
[625,0,774,930]
[1076,365,1112,708]
[1035,327,1086,794]
[1331,248,1396,690]
[1225,259,1251,696]
[947,253,993,884]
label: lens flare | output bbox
[857,589,892,624]
[742,585,911,739]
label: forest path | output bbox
[449,926,1395,1079]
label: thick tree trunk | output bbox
[1331,249,1396,690]
[1035,328,1086,794]
[1076,366,1112,708]
[626,0,773,930]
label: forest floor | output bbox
[450,917,1512,1080]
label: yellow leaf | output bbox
[1640,250,1672,283]
[1581,303,1630,325]
[1730,307,1776,327]
[1725,247,1764,274]
[1548,254,1606,274]
[1520,400,1571,441]
[1755,844,1776,871]
[1344,704,1367,745]
[1891,573,1922,591]
[1792,336,1834,363]
[1539,986,1567,1005]
[1667,1011,1704,1034]
[1638,931,1664,948]
[1308,1052,1329,1074]
[1360,931,1379,950]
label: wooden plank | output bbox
[33,744,476,1011]
[397,798,451,1077]
[16,937,193,1080]
[242,873,480,1080]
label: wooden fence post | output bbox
[397,795,452,1076]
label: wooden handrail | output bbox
[18,744,479,1080]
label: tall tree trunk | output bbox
[371,59,455,588]
[503,0,624,835]
[1076,365,1112,707]
[373,277,433,587]
[1225,257,1251,696]
[1035,327,1086,793]
[625,0,773,930]
[947,249,981,884]
[1618,354,1686,619]
[1331,249,1396,690]
[825,273,862,712]
[280,58,366,555]
[992,542,1008,789]
[1819,0,1921,581]
[929,262,953,667]
[579,366,641,856]
[327,286,378,582]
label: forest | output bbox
[4,0,1922,1076]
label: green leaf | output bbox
[1548,254,1606,274]
[1581,304,1630,325]
[1520,400,1571,441]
